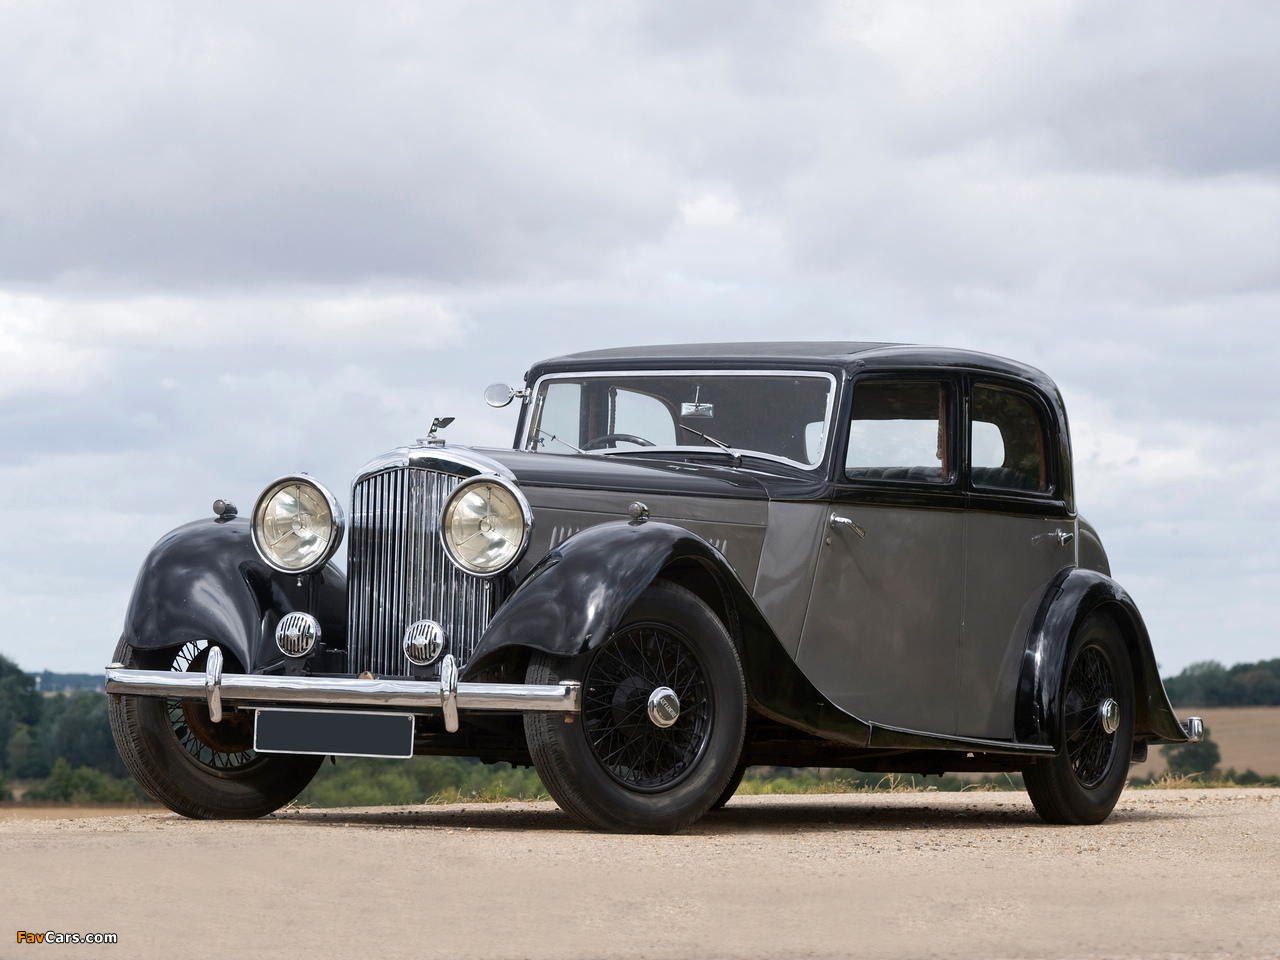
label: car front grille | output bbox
[346,466,509,676]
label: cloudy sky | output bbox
[2,0,1277,675]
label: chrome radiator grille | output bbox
[347,467,509,676]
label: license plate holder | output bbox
[253,708,415,759]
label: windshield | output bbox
[522,371,835,468]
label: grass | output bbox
[1127,768,1280,789]
[11,760,1275,812]
[736,769,1027,795]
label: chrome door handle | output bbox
[1035,529,1074,545]
[830,513,866,538]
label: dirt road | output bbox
[3,789,1278,959]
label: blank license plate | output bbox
[254,709,415,759]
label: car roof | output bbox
[530,341,1053,386]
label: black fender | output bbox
[1015,567,1187,748]
[122,517,347,673]
[464,520,871,747]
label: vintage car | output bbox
[106,342,1202,831]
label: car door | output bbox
[795,374,965,735]
[957,378,1076,739]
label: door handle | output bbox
[830,513,866,538]
[1034,529,1074,545]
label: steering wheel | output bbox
[582,433,655,450]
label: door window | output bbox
[845,381,953,483]
[970,384,1049,493]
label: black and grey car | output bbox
[107,342,1202,831]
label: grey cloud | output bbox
[1,1,1278,673]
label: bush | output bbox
[6,722,41,778]
[24,758,145,803]
[735,767,1025,794]
[32,692,127,779]
[297,756,546,807]
[0,655,42,772]
[1161,726,1222,777]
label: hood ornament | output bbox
[419,417,455,446]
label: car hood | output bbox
[474,447,773,500]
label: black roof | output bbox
[531,341,1053,387]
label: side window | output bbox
[845,381,952,483]
[609,388,676,447]
[970,384,1049,493]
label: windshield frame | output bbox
[518,368,840,472]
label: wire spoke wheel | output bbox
[524,581,746,832]
[583,624,712,792]
[109,637,321,819]
[1062,644,1117,788]
[166,641,261,773]
[1023,611,1134,825]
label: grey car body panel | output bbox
[461,519,875,748]
[515,487,768,588]
[797,501,966,734]
[751,502,829,657]
[1076,515,1110,576]
[958,513,1076,738]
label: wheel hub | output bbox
[1098,697,1120,735]
[582,624,712,791]
[647,686,680,728]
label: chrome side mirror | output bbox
[484,382,528,408]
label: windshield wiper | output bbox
[677,425,742,465]
[678,424,733,450]
[532,429,583,454]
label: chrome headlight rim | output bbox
[439,474,532,578]
[251,474,347,575]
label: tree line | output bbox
[3,652,1279,805]
[1162,659,1280,707]
[0,654,139,801]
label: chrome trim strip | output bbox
[520,368,840,471]
[866,722,1055,755]
[106,666,582,714]
[353,445,518,489]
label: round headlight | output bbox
[251,475,345,574]
[440,477,531,577]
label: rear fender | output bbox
[1015,567,1187,747]
[122,518,347,673]
[464,520,871,747]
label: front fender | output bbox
[122,517,347,673]
[464,520,871,747]
[1015,567,1187,747]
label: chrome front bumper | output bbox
[105,651,579,734]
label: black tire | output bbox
[108,637,323,819]
[710,758,748,810]
[1023,611,1135,825]
[524,581,746,833]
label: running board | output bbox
[866,724,1055,756]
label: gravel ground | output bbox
[2,789,1277,960]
